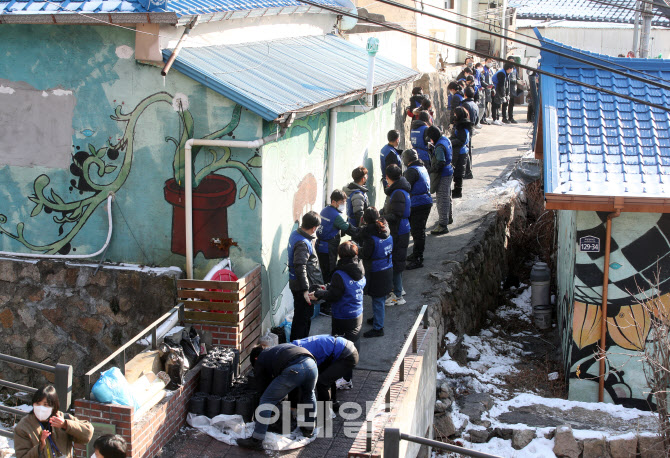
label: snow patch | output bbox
[51,89,73,96]
[115,45,134,59]
[0,86,15,95]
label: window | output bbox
[445,0,454,9]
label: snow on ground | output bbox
[0,436,14,458]
[435,284,657,458]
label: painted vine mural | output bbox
[0,91,260,259]
[568,212,670,410]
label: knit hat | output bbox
[402,149,419,166]
[426,126,441,143]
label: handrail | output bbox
[0,354,73,437]
[384,428,504,458]
[364,304,429,452]
[84,303,184,399]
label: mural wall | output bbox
[556,209,576,380]
[260,92,396,329]
[567,211,670,410]
[0,25,263,278]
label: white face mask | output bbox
[466,62,473,68]
[338,204,346,213]
[91,454,98,458]
[33,405,52,422]
[485,62,492,67]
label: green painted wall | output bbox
[556,209,576,381]
[260,91,397,329]
[566,211,670,410]
[0,25,263,278]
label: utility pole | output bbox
[632,0,640,57]
[639,0,653,58]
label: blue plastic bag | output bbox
[91,367,140,410]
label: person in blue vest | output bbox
[412,98,434,125]
[343,166,369,228]
[380,130,402,188]
[381,164,411,306]
[451,107,471,200]
[480,58,495,125]
[310,241,365,389]
[447,82,465,129]
[360,207,393,338]
[425,126,453,236]
[402,149,432,270]
[291,335,359,405]
[410,111,432,164]
[461,86,479,180]
[238,343,317,449]
[405,86,425,120]
[492,60,513,125]
[288,211,323,341]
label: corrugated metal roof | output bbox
[510,0,670,26]
[164,34,418,121]
[0,0,341,19]
[539,33,670,198]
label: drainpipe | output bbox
[0,194,115,260]
[161,16,198,77]
[183,117,294,279]
[598,201,623,402]
[632,0,641,57]
[365,38,380,107]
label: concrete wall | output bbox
[565,211,670,410]
[0,259,181,398]
[260,93,397,329]
[556,209,577,380]
[0,25,262,279]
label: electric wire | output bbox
[375,0,670,91]
[297,0,670,113]
[396,0,670,83]
[585,0,661,16]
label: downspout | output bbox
[0,193,115,260]
[326,38,379,200]
[598,202,623,402]
[161,16,198,77]
[183,116,294,279]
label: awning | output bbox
[163,34,419,122]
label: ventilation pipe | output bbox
[327,38,379,200]
[183,115,294,279]
[162,16,198,77]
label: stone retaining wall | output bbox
[0,259,181,399]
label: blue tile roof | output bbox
[0,0,342,18]
[539,32,670,197]
[511,0,670,26]
[163,34,418,121]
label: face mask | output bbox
[91,454,98,458]
[338,204,346,213]
[467,62,473,68]
[33,405,52,422]
[485,62,492,67]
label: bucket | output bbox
[533,305,552,330]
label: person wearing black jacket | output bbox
[461,87,479,179]
[505,56,519,124]
[288,211,324,341]
[492,61,513,125]
[451,107,471,199]
[360,207,393,338]
[402,149,432,270]
[238,344,318,450]
[448,82,465,127]
[381,165,411,306]
[406,87,425,119]
[312,241,365,387]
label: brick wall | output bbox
[73,365,200,458]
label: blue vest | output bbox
[409,165,432,207]
[391,188,411,235]
[380,145,400,177]
[331,270,366,320]
[370,235,393,273]
[435,137,454,177]
[288,230,313,281]
[316,206,341,254]
[291,335,347,366]
[346,190,367,227]
[410,125,430,163]
[455,128,470,155]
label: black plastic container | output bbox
[206,394,222,418]
[232,349,240,377]
[235,396,254,423]
[199,362,216,394]
[212,365,231,396]
[222,396,237,415]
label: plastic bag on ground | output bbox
[91,367,140,410]
[186,413,317,451]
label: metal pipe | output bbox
[639,0,653,58]
[598,208,621,402]
[396,430,504,458]
[161,17,198,77]
[183,123,291,279]
[366,53,376,107]
[633,0,641,57]
[0,194,114,260]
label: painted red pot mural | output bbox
[164,175,236,258]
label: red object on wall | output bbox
[164,175,237,259]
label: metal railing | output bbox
[364,304,429,452]
[384,428,504,458]
[0,354,73,439]
[84,304,184,399]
